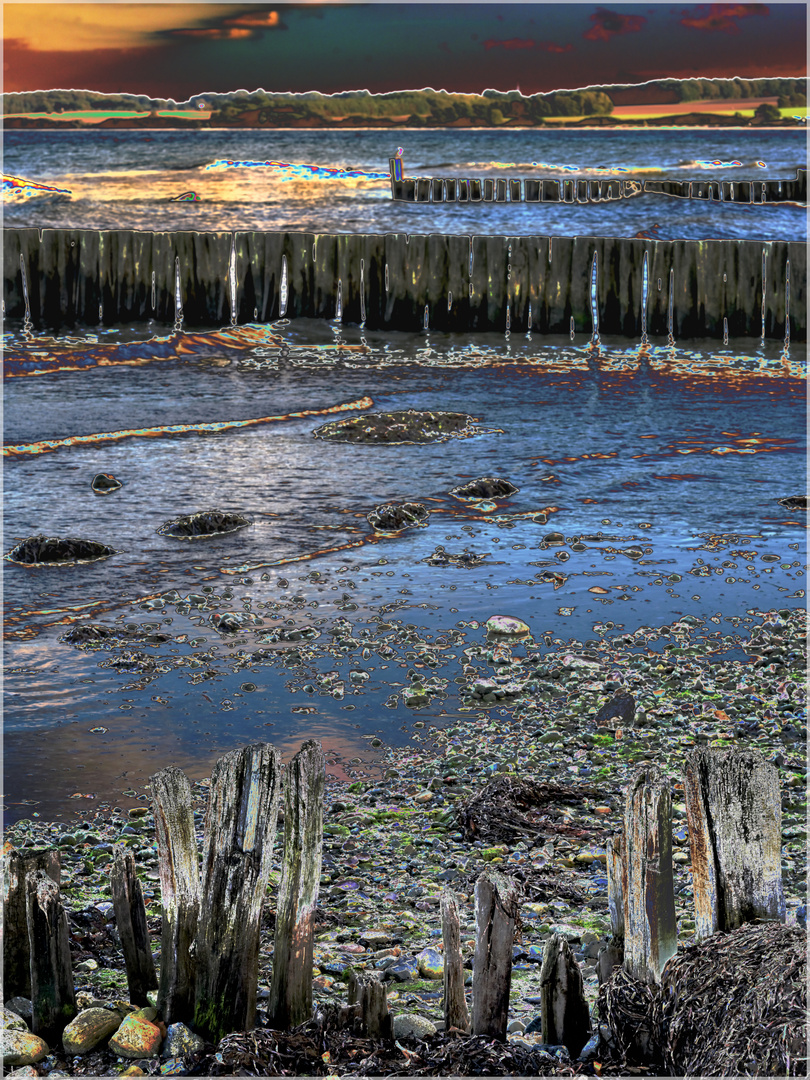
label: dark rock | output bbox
[4,535,116,565]
[60,624,170,649]
[313,409,473,444]
[259,625,320,643]
[778,496,807,511]
[90,473,122,495]
[156,510,251,538]
[424,546,487,568]
[450,477,519,500]
[210,612,257,634]
[367,502,430,532]
[594,690,636,726]
[383,958,420,982]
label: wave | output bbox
[2,174,72,199]
[204,158,391,181]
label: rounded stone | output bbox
[107,1014,162,1058]
[62,1008,123,1054]
[1,1030,49,1067]
[91,473,123,495]
[2,1008,28,1032]
[416,947,444,979]
[392,1013,438,1040]
[485,615,531,640]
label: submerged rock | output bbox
[450,477,519,500]
[157,510,251,539]
[368,502,430,532]
[4,535,116,565]
[60,624,170,649]
[313,409,473,444]
[779,496,807,511]
[90,473,123,495]
[210,611,258,634]
[424,547,487,568]
[259,625,320,643]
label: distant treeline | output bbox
[3,78,806,123]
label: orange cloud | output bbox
[484,38,536,50]
[680,4,769,33]
[583,8,646,41]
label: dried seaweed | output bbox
[597,966,661,1070]
[456,776,605,845]
[653,921,807,1077]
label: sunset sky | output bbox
[3,2,806,98]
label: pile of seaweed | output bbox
[456,775,604,845]
[312,409,474,444]
[599,921,807,1077]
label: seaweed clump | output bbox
[367,502,430,532]
[157,510,252,539]
[5,535,116,565]
[313,409,474,444]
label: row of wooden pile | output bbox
[2,741,792,1067]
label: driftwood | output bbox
[110,845,158,1005]
[193,743,282,1043]
[151,765,201,1024]
[26,870,76,1044]
[268,740,325,1030]
[441,888,470,1033]
[683,747,785,939]
[3,845,61,998]
[471,870,520,1040]
[539,933,592,1058]
[347,972,392,1039]
[622,766,677,984]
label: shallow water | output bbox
[3,320,806,824]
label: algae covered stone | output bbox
[107,1012,162,1058]
[416,947,444,980]
[62,1008,122,1054]
[392,1013,438,1039]
[1,1030,49,1067]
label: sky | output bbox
[3,2,807,99]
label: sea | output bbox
[3,127,807,824]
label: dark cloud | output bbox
[165,8,287,42]
[538,40,573,54]
[679,4,769,33]
[483,38,536,51]
[583,8,647,42]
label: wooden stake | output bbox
[267,740,325,1030]
[3,844,60,998]
[539,933,592,1057]
[347,971,392,1039]
[471,870,519,1040]
[193,743,282,1043]
[684,747,785,939]
[441,888,470,1033]
[110,846,158,1005]
[151,765,200,1024]
[26,870,76,1044]
[623,765,677,984]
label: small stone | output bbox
[91,473,123,495]
[450,477,518,500]
[108,1013,162,1058]
[416,947,444,979]
[358,930,394,948]
[392,1013,438,1040]
[7,1067,40,1077]
[62,1008,122,1054]
[1,1030,49,1067]
[161,1022,204,1058]
[2,1008,28,1032]
[4,1000,33,1025]
[485,615,531,640]
[384,958,420,982]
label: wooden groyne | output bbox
[388,157,807,206]
[3,227,804,340]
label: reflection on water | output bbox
[3,320,806,823]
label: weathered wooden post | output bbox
[347,972,392,1039]
[110,846,159,1006]
[539,933,592,1058]
[683,748,785,939]
[3,844,61,998]
[597,834,625,985]
[623,765,677,984]
[268,740,325,1030]
[151,765,200,1024]
[193,743,282,1043]
[471,869,520,1040]
[441,888,470,1033]
[26,870,76,1044]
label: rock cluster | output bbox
[368,502,430,532]
[313,410,473,444]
